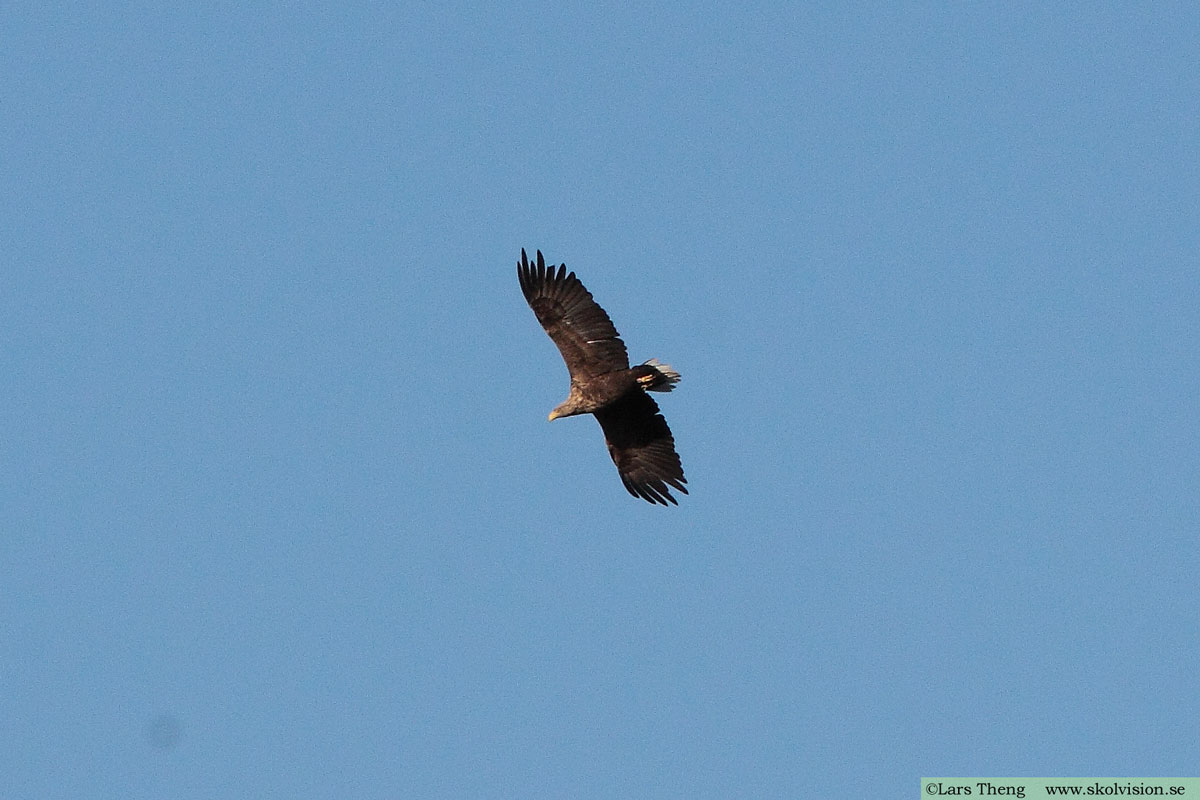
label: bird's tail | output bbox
[636,358,681,392]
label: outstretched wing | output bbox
[593,391,688,505]
[518,249,629,380]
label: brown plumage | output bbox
[518,249,687,505]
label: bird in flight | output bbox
[518,249,687,505]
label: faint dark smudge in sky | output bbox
[145,713,183,750]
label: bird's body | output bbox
[518,249,687,505]
[547,360,678,420]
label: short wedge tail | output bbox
[635,359,680,392]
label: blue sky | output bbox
[3,2,1198,797]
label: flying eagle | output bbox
[518,249,688,505]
